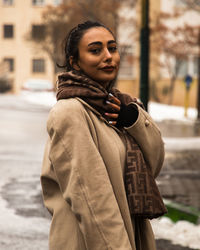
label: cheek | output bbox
[115,54,120,70]
[86,56,102,67]
[79,52,100,68]
[116,54,120,65]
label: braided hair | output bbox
[59,21,115,71]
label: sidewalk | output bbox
[156,239,198,250]
[157,118,200,210]
[154,119,200,250]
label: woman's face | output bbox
[74,27,120,86]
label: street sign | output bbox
[184,74,193,90]
[184,74,193,117]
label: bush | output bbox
[0,77,12,93]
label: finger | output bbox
[108,93,121,105]
[105,113,119,119]
[106,100,121,112]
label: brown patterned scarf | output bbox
[57,70,167,219]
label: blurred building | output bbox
[0,0,199,108]
[0,0,137,94]
[0,0,62,93]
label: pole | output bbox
[197,28,200,120]
[184,88,189,117]
[139,0,150,111]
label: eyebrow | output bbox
[88,40,116,47]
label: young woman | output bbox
[41,21,167,250]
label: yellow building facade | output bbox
[0,0,61,93]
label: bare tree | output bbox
[180,0,200,11]
[151,11,200,104]
[179,0,200,119]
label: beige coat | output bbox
[41,97,165,250]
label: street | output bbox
[0,94,50,249]
[0,93,199,250]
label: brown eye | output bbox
[108,46,117,53]
[89,48,101,54]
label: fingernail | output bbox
[109,121,113,124]
[106,100,111,104]
[105,113,109,115]
[108,93,114,97]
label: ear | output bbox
[69,56,80,71]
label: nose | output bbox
[103,48,112,62]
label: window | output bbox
[3,0,13,5]
[32,59,45,73]
[54,0,62,5]
[175,0,200,8]
[32,0,45,6]
[193,57,199,76]
[32,25,46,40]
[175,0,185,7]
[175,58,188,77]
[3,58,14,72]
[3,25,14,38]
[118,46,134,79]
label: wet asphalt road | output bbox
[0,94,199,250]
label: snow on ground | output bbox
[149,102,197,123]
[21,91,57,108]
[21,91,200,249]
[151,217,200,250]
[164,136,200,151]
[21,91,200,150]
[21,91,198,122]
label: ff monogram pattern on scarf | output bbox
[124,133,167,218]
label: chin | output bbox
[99,75,117,83]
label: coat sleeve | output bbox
[46,100,132,250]
[125,103,165,178]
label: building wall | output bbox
[0,0,138,94]
[0,0,56,93]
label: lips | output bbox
[100,66,115,72]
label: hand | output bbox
[105,93,121,126]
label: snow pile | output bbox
[151,217,200,249]
[149,102,197,122]
[21,91,56,107]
